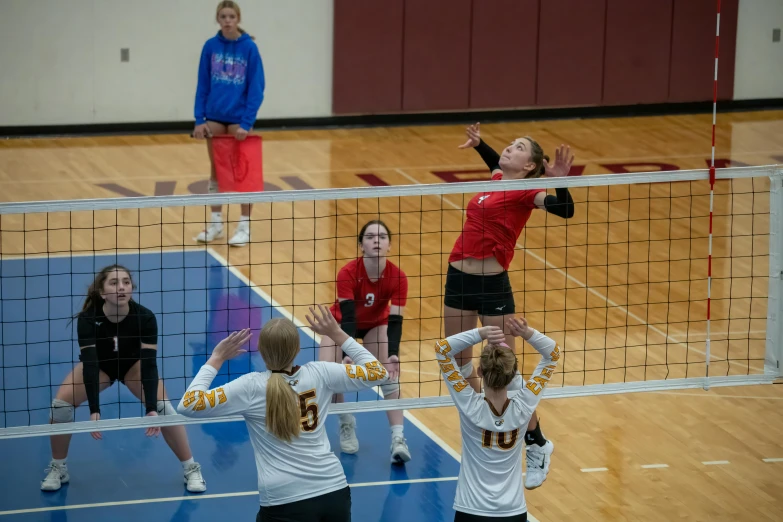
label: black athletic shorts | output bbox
[454,511,527,522]
[257,486,351,522]
[207,119,236,127]
[443,264,516,316]
[340,326,385,361]
[80,354,139,385]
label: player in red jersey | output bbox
[445,122,576,490]
[318,220,410,464]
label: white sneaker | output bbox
[227,227,250,247]
[339,415,359,454]
[41,462,69,491]
[525,440,554,490]
[195,224,224,243]
[184,462,207,493]
[390,435,411,464]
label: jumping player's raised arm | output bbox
[458,122,502,175]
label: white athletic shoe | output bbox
[227,227,250,247]
[41,462,69,491]
[184,462,207,493]
[339,415,359,454]
[390,435,411,464]
[524,440,554,490]
[195,224,224,243]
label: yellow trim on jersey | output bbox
[182,387,228,411]
[344,360,388,381]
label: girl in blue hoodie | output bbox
[193,1,265,247]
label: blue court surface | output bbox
[0,249,463,522]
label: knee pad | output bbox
[50,399,74,423]
[380,378,400,398]
[208,179,219,194]
[157,400,177,417]
[460,361,474,378]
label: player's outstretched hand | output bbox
[212,329,253,363]
[306,305,342,338]
[458,122,481,149]
[543,144,574,178]
[478,325,506,345]
[506,317,534,340]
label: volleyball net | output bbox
[1,165,781,439]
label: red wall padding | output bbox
[332,0,405,114]
[332,0,739,114]
[603,0,674,105]
[669,0,737,102]
[717,0,738,100]
[402,0,472,111]
[537,0,606,107]
[469,0,538,109]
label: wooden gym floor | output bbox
[1,110,782,520]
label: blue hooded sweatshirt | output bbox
[194,31,265,130]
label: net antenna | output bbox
[705,0,722,390]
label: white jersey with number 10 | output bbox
[435,328,560,518]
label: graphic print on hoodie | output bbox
[195,31,265,130]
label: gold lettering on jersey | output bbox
[354,366,367,380]
[526,369,556,396]
[435,339,452,355]
[205,390,216,408]
[345,365,356,379]
[549,344,561,361]
[447,372,463,383]
[365,361,387,381]
[525,381,542,395]
[216,387,227,404]
[194,391,207,411]
[439,362,455,374]
[182,391,197,408]
[453,380,469,392]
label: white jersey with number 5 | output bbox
[435,329,560,517]
[177,337,388,507]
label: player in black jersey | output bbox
[41,265,206,493]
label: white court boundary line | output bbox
[393,167,766,373]
[652,391,783,400]
[0,476,459,517]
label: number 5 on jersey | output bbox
[299,389,319,432]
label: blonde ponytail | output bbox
[258,318,302,442]
[265,373,300,442]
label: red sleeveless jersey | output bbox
[449,173,544,271]
[330,258,408,329]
